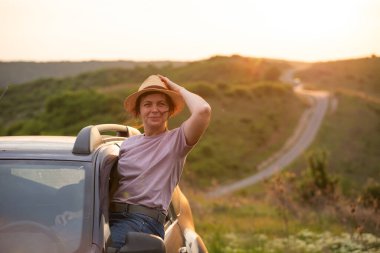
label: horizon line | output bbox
[0,53,378,64]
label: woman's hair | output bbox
[135,91,175,117]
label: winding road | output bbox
[207,70,330,198]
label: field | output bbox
[1,55,379,252]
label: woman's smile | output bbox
[139,93,170,134]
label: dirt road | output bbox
[207,74,330,198]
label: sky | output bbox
[1,0,379,62]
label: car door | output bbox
[164,187,208,253]
[164,189,186,253]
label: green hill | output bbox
[0,60,186,88]
[188,57,380,252]
[0,55,303,189]
[1,55,379,251]
[296,56,380,97]
[1,55,377,192]
[293,56,380,195]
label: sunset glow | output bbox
[0,0,379,62]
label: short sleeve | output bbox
[176,123,194,157]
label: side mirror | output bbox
[107,232,165,253]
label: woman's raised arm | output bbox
[158,75,211,146]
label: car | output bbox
[0,124,208,253]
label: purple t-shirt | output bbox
[112,124,192,214]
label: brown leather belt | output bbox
[110,202,166,225]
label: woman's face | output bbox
[139,93,170,129]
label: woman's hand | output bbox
[158,75,183,92]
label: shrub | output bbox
[251,83,291,98]
[188,82,216,98]
[234,88,251,98]
[296,149,338,202]
[264,66,281,81]
[361,182,380,212]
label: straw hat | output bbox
[124,75,185,117]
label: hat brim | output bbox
[124,87,185,117]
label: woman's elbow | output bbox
[199,103,212,119]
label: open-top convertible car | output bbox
[0,124,208,253]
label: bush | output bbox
[251,82,291,98]
[189,82,216,98]
[361,182,380,212]
[297,149,338,202]
[4,89,124,135]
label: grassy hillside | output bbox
[183,57,380,252]
[186,175,380,253]
[0,60,187,88]
[188,57,379,252]
[296,56,380,96]
[287,91,380,199]
[0,55,303,189]
[172,82,304,188]
[293,57,380,196]
[1,55,379,252]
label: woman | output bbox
[109,74,211,249]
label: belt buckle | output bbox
[124,203,130,212]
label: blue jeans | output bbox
[109,212,165,249]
